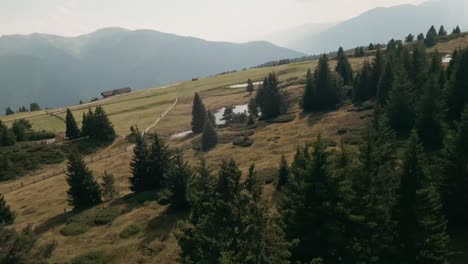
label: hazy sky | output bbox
[1,0,427,42]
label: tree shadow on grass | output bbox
[142,205,189,244]
[34,210,75,235]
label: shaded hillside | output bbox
[0,28,303,111]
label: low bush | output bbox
[71,250,108,264]
[119,224,143,239]
[94,207,120,225]
[232,136,254,147]
[257,167,278,185]
[60,222,89,236]
[266,114,296,124]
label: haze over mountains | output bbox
[266,0,468,54]
[0,28,303,110]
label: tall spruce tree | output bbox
[276,154,289,190]
[201,119,218,151]
[65,109,80,140]
[92,106,116,142]
[438,25,447,37]
[415,78,445,149]
[246,79,254,95]
[405,34,414,43]
[0,121,16,147]
[386,67,414,136]
[445,48,468,122]
[0,194,15,225]
[191,92,207,133]
[351,115,399,263]
[335,47,353,86]
[398,131,449,264]
[377,59,395,105]
[440,106,468,226]
[410,44,428,97]
[167,151,193,210]
[301,68,316,112]
[187,159,216,224]
[424,25,438,47]
[147,133,172,190]
[101,171,118,201]
[313,54,339,109]
[353,60,372,102]
[282,136,349,263]
[129,131,149,193]
[66,153,102,209]
[370,49,385,97]
[5,107,14,116]
[255,72,286,118]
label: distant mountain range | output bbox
[0,28,304,111]
[267,0,468,54]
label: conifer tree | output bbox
[129,132,149,193]
[5,107,14,116]
[415,78,445,149]
[201,119,218,151]
[187,159,215,223]
[248,98,258,117]
[92,106,116,142]
[417,33,425,41]
[101,171,118,201]
[368,43,375,51]
[167,151,193,210]
[440,106,468,226]
[386,67,414,136]
[353,60,372,102]
[282,136,349,263]
[240,164,291,264]
[255,72,287,118]
[313,54,339,109]
[191,92,207,133]
[81,110,91,137]
[424,25,438,47]
[147,134,172,190]
[0,121,16,147]
[276,154,289,190]
[301,68,315,112]
[246,79,254,95]
[438,25,447,37]
[66,153,102,209]
[445,48,468,122]
[0,194,15,225]
[335,47,353,86]
[12,119,31,142]
[370,49,385,97]
[65,109,80,140]
[29,102,41,112]
[377,59,394,105]
[452,26,461,35]
[405,34,414,43]
[350,114,399,263]
[398,131,449,264]
[410,44,428,96]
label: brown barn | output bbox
[101,87,132,98]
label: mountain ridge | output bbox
[0,28,303,111]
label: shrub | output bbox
[232,136,254,147]
[119,224,143,239]
[71,251,108,264]
[266,114,296,124]
[60,222,89,236]
[93,207,120,225]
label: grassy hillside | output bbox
[1,37,467,263]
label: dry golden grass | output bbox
[1,35,467,263]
